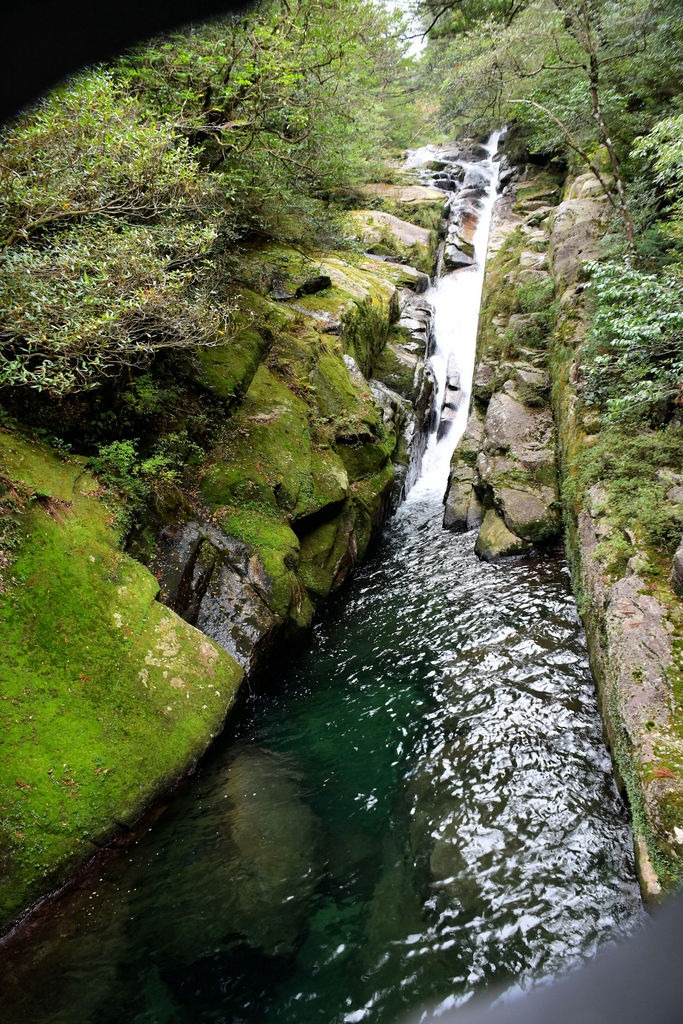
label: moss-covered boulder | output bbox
[474,509,531,561]
[0,431,243,928]
[348,210,436,275]
[355,182,447,233]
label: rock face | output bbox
[0,196,439,930]
[548,172,608,289]
[443,169,562,556]
[546,173,683,897]
[348,209,437,274]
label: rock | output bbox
[443,244,475,271]
[462,168,490,192]
[443,467,483,531]
[483,392,542,452]
[510,364,551,405]
[671,537,683,597]
[496,486,560,543]
[294,274,332,298]
[437,355,463,439]
[549,173,608,287]
[474,509,531,561]
[349,210,435,272]
[473,360,499,407]
[197,560,279,673]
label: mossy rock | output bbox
[298,504,357,600]
[373,341,419,402]
[347,210,436,276]
[196,325,270,403]
[351,461,395,558]
[0,431,243,927]
[474,508,531,561]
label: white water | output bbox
[408,131,502,500]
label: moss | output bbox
[350,461,395,558]
[298,505,355,600]
[215,505,303,620]
[373,338,418,401]
[196,325,270,403]
[0,431,243,926]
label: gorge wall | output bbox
[0,184,445,930]
[445,146,683,898]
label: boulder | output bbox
[474,509,531,561]
[496,485,560,543]
[443,244,475,272]
[671,537,683,598]
[443,466,484,531]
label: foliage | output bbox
[569,425,683,558]
[0,70,214,248]
[0,1,411,401]
[0,221,232,395]
[581,260,683,423]
[632,114,683,235]
[117,2,408,221]
[417,0,683,250]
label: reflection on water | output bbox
[2,494,642,1024]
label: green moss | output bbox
[350,461,394,558]
[215,505,304,620]
[196,325,269,403]
[0,431,243,926]
[373,339,418,401]
[298,505,355,600]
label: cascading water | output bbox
[1,139,643,1024]
[411,130,501,495]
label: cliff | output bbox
[448,153,683,898]
[0,187,444,930]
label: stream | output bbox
[2,137,642,1024]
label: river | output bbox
[2,136,642,1024]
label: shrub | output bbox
[582,260,683,424]
[0,221,233,395]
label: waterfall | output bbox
[408,131,501,500]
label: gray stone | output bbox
[549,173,608,287]
[671,537,683,598]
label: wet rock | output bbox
[443,466,484,531]
[197,561,280,673]
[443,408,485,531]
[474,509,531,561]
[443,245,475,272]
[462,168,490,192]
[437,355,463,439]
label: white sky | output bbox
[382,0,428,58]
